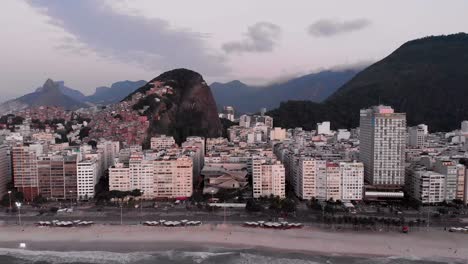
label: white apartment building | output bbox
[252,158,285,198]
[97,141,120,171]
[340,162,364,201]
[182,137,205,178]
[150,135,176,150]
[109,163,130,192]
[0,145,10,197]
[359,105,406,186]
[77,157,100,200]
[317,121,332,135]
[325,163,341,201]
[270,127,286,142]
[288,155,364,201]
[129,153,155,198]
[109,153,193,199]
[293,157,317,200]
[433,159,458,201]
[154,156,193,198]
[461,121,468,134]
[408,125,427,148]
[406,169,445,204]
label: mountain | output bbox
[268,33,468,132]
[35,81,87,102]
[0,79,87,114]
[124,69,222,144]
[86,80,146,105]
[211,69,360,113]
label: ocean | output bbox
[0,247,463,264]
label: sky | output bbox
[1,0,467,102]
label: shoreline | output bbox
[0,224,467,261]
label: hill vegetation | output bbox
[269,33,468,132]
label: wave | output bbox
[0,247,463,264]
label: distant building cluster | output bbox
[0,103,468,207]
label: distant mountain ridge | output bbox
[86,80,146,105]
[211,69,361,113]
[0,79,87,114]
[268,33,468,132]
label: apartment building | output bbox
[0,144,10,197]
[77,157,100,200]
[109,153,193,199]
[252,157,285,198]
[406,168,445,204]
[359,105,406,186]
[340,162,364,201]
[37,154,78,200]
[150,135,176,150]
[12,144,43,201]
[408,125,427,148]
[325,162,341,201]
[434,159,458,201]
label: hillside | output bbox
[211,69,360,113]
[0,79,87,114]
[124,68,222,144]
[269,33,468,132]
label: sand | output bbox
[0,224,467,260]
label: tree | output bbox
[245,199,262,212]
[130,189,142,197]
[281,198,296,213]
[33,195,47,205]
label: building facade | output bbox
[359,105,406,186]
[252,157,285,198]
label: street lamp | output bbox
[15,202,22,226]
[7,191,12,212]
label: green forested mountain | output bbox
[269,33,468,132]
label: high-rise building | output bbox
[37,154,78,200]
[128,152,154,197]
[0,145,10,197]
[340,162,364,201]
[252,157,285,198]
[359,105,406,186]
[433,159,458,201]
[109,153,193,199]
[293,157,317,200]
[77,157,100,200]
[408,125,427,148]
[12,144,43,201]
[317,121,332,135]
[97,141,120,171]
[270,127,287,142]
[461,121,468,134]
[182,136,205,179]
[405,168,445,204]
[325,163,341,201]
[150,135,176,150]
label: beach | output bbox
[0,224,467,262]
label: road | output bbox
[0,204,465,229]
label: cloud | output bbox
[222,22,281,54]
[27,0,229,77]
[307,18,371,37]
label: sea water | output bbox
[0,247,463,264]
